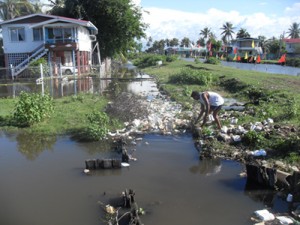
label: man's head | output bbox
[191,91,200,100]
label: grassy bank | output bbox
[142,59,300,127]
[0,93,122,137]
[139,58,300,166]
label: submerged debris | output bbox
[100,189,144,225]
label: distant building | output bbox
[230,38,263,57]
[283,38,300,57]
[165,46,206,58]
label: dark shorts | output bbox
[211,105,222,111]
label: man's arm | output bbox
[195,103,205,123]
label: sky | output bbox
[131,0,300,44]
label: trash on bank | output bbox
[254,209,275,221]
[251,149,267,157]
[276,215,294,224]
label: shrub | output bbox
[242,130,265,149]
[286,58,300,68]
[84,111,110,141]
[204,57,220,65]
[13,91,54,127]
[169,68,213,86]
[132,54,177,68]
[132,54,164,68]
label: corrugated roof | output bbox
[0,13,97,33]
[283,38,300,44]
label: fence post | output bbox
[10,64,14,81]
[59,63,62,80]
[40,64,44,96]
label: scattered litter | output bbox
[83,169,90,174]
[231,135,241,142]
[286,193,293,202]
[251,149,267,157]
[121,162,130,167]
[276,216,294,224]
[254,209,275,221]
[230,117,238,124]
[208,114,214,121]
[105,205,116,214]
[221,126,228,133]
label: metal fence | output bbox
[0,60,111,83]
[0,59,113,98]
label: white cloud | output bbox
[284,2,300,16]
[140,6,300,44]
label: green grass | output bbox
[142,59,300,166]
[143,59,300,127]
[0,93,118,135]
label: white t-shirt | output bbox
[199,91,224,106]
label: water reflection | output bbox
[0,132,291,225]
[15,132,56,160]
[189,158,222,176]
[0,76,112,98]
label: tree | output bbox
[220,22,235,44]
[199,27,211,40]
[287,22,300,38]
[264,37,284,56]
[169,38,179,47]
[236,28,250,38]
[258,35,268,53]
[180,37,190,47]
[50,0,148,59]
[0,0,37,20]
[165,38,170,47]
[146,36,153,47]
[196,37,205,47]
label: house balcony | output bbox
[45,37,78,51]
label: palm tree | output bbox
[180,37,190,47]
[0,0,36,20]
[199,27,211,40]
[220,22,235,56]
[236,28,250,38]
[169,38,179,47]
[287,22,300,38]
[220,22,235,44]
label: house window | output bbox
[64,28,72,39]
[53,28,63,40]
[10,27,25,42]
[33,28,43,41]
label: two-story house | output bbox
[0,13,98,77]
[283,38,300,57]
[230,38,263,58]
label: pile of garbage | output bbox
[106,91,190,138]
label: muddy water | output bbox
[0,132,289,225]
[0,67,290,224]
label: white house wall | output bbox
[2,24,44,54]
[77,26,92,51]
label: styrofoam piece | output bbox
[121,162,130,167]
[254,209,275,221]
[276,216,293,224]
